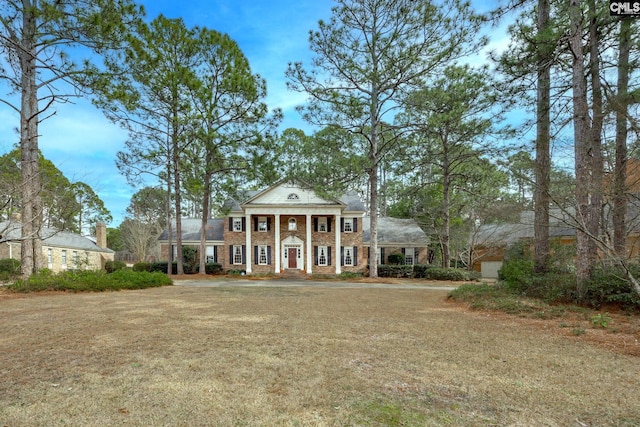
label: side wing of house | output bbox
[361,217,430,266]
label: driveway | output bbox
[172,277,460,290]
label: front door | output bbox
[288,247,297,269]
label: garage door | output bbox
[481,261,503,279]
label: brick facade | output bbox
[158,182,429,276]
[217,213,366,274]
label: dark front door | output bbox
[288,247,297,269]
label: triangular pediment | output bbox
[243,181,344,207]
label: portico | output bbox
[242,206,343,275]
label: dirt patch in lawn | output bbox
[1,285,639,426]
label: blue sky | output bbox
[0,1,510,227]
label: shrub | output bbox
[132,262,151,272]
[105,260,126,273]
[525,273,575,303]
[107,269,173,289]
[377,265,413,278]
[338,271,362,280]
[0,258,21,280]
[583,265,640,310]
[449,283,553,316]
[227,269,246,275]
[7,269,172,293]
[204,263,223,275]
[150,262,178,274]
[498,242,534,293]
[424,267,472,281]
[387,253,405,265]
[0,258,20,273]
[182,246,198,274]
[412,264,429,278]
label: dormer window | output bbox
[287,193,299,200]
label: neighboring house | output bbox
[0,219,114,272]
[471,159,640,278]
[158,182,429,275]
[470,211,577,278]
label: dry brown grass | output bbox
[1,284,639,426]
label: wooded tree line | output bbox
[0,148,112,234]
[2,0,640,296]
[281,0,640,294]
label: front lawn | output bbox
[1,285,638,426]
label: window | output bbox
[206,246,216,263]
[233,245,243,265]
[343,246,354,266]
[233,217,243,232]
[258,245,268,265]
[47,248,52,266]
[343,218,353,233]
[258,216,267,232]
[61,250,67,268]
[73,251,78,267]
[318,246,328,266]
[404,248,415,265]
[287,193,299,200]
[318,217,327,232]
[288,218,297,231]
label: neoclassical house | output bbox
[159,182,429,275]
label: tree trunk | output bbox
[369,148,379,278]
[173,150,184,275]
[199,150,214,274]
[165,169,173,275]
[613,18,630,257]
[19,3,43,276]
[442,163,451,269]
[587,0,604,271]
[534,0,551,274]
[440,136,451,269]
[569,0,593,297]
[368,73,380,278]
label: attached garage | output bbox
[481,261,503,279]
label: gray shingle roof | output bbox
[473,209,579,246]
[0,221,114,253]
[362,217,428,245]
[340,192,365,212]
[157,218,224,241]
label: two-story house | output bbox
[159,182,428,274]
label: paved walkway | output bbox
[172,277,459,291]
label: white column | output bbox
[274,214,281,273]
[245,213,252,273]
[335,214,341,274]
[306,213,312,273]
